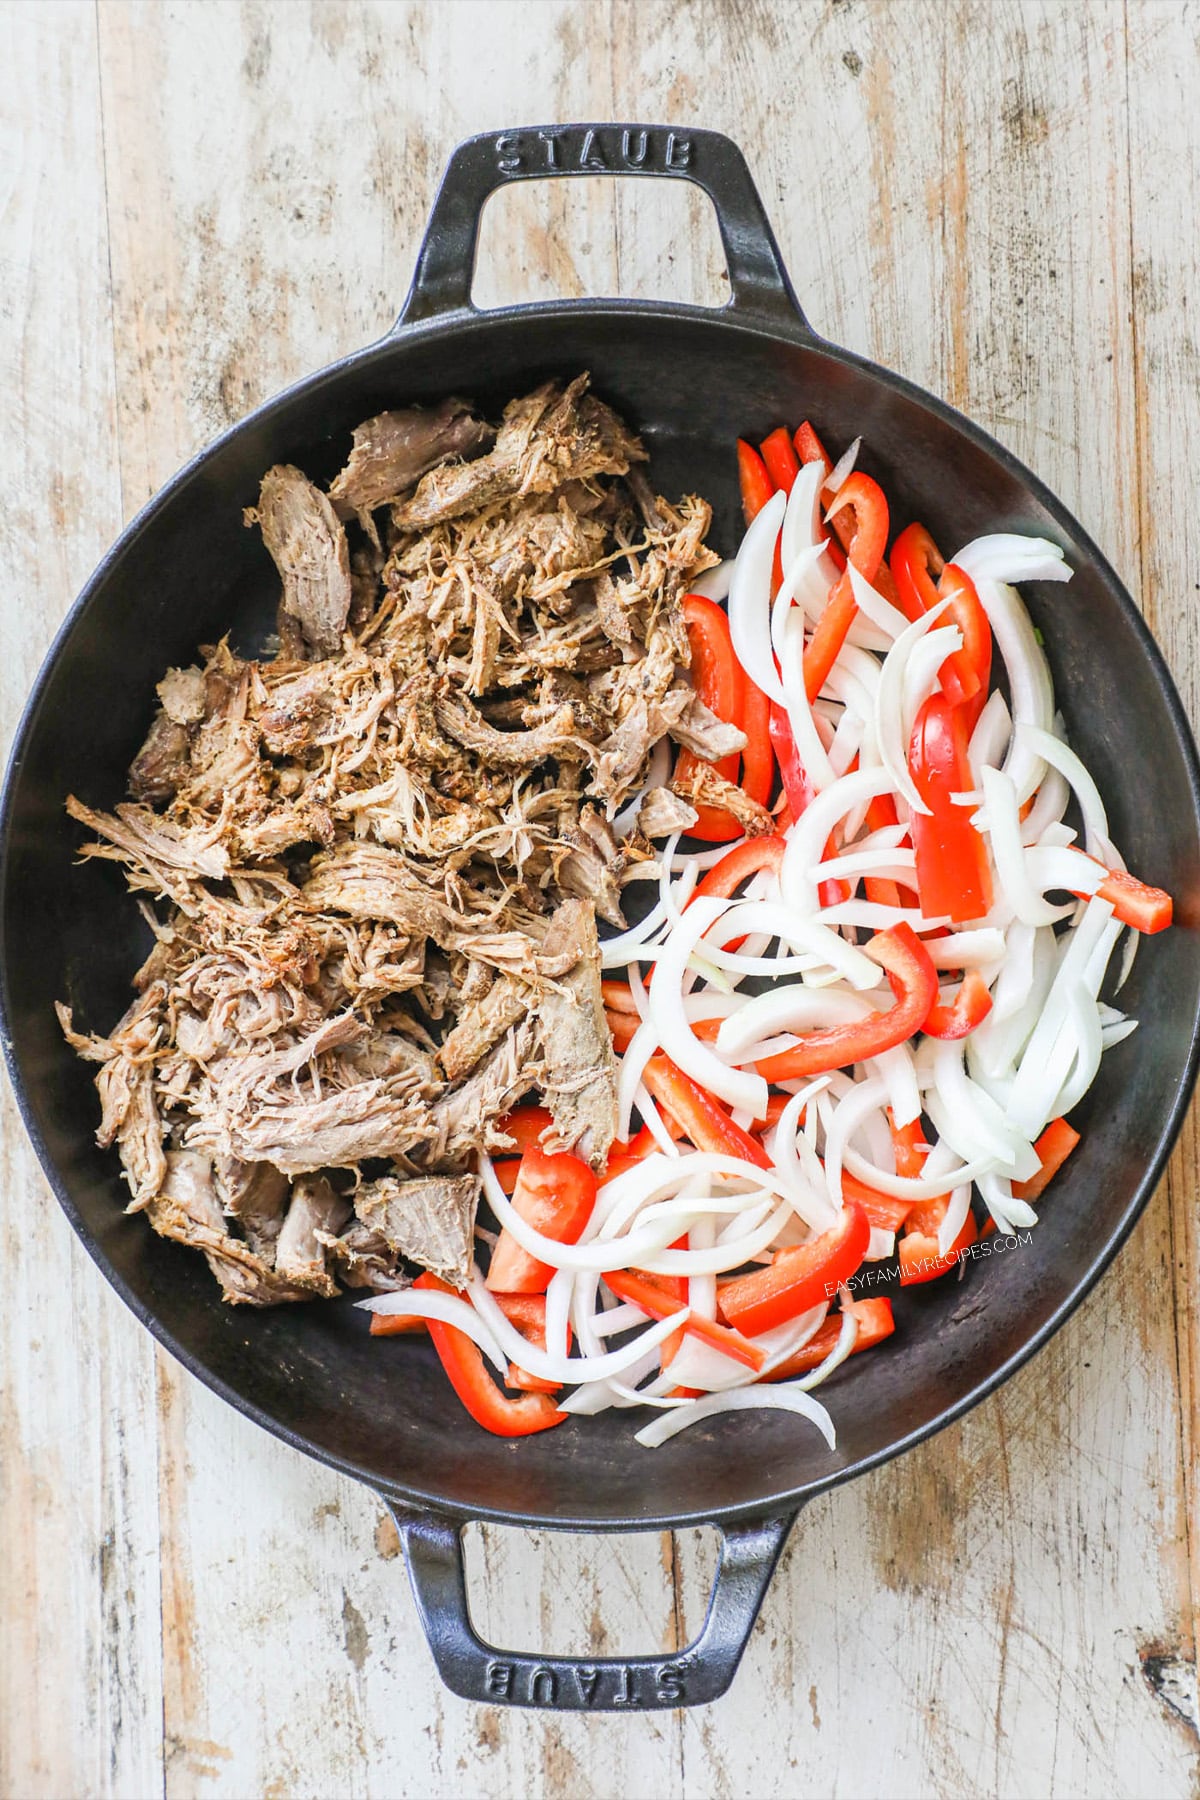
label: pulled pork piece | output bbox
[328,398,493,527]
[391,375,644,530]
[671,760,776,836]
[63,373,729,1307]
[246,464,352,657]
[428,1018,540,1164]
[213,1155,289,1261]
[535,900,618,1170]
[146,1151,315,1306]
[319,1220,408,1292]
[354,1172,480,1288]
[198,1080,432,1175]
[275,1174,350,1296]
[130,711,191,803]
[638,787,699,838]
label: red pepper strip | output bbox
[802,472,890,702]
[1013,1117,1080,1201]
[739,672,774,809]
[738,439,776,524]
[923,968,994,1040]
[717,1203,870,1336]
[604,1268,766,1372]
[605,1008,639,1052]
[675,593,750,843]
[491,1158,521,1195]
[641,1054,770,1167]
[792,422,849,567]
[760,427,801,494]
[692,834,787,902]
[603,1120,684,1184]
[889,521,944,624]
[769,702,814,818]
[889,1112,927,1179]
[600,978,639,1015]
[369,1311,427,1336]
[764,1296,895,1380]
[1094,869,1173,934]
[898,1209,978,1285]
[861,789,904,909]
[754,1092,795,1135]
[495,1104,555,1155]
[937,563,990,720]
[793,421,831,479]
[688,832,786,954]
[754,923,939,1082]
[909,694,993,924]
[497,1294,573,1394]
[413,1274,566,1435]
[840,1169,912,1233]
[486,1147,597,1294]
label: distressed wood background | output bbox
[2,1,1199,1795]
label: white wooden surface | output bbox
[2,2,1199,1794]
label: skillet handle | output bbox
[386,1500,798,1711]
[396,123,807,330]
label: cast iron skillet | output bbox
[3,125,1200,1712]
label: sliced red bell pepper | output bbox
[491,1158,521,1195]
[793,421,832,478]
[909,694,993,923]
[764,1296,895,1380]
[486,1147,597,1294]
[738,670,774,810]
[839,1169,912,1233]
[769,702,814,819]
[414,1274,566,1435]
[937,563,991,721]
[605,1008,639,1052]
[602,1124,675,1184]
[369,1311,428,1337]
[1013,1117,1080,1201]
[600,978,639,1015]
[754,922,939,1081]
[717,1202,870,1336]
[604,1268,765,1371]
[889,521,944,623]
[760,427,801,494]
[1095,869,1173,934]
[692,834,787,902]
[737,440,776,524]
[889,1112,928,1180]
[861,789,904,909]
[898,1209,978,1286]
[674,593,749,843]
[923,968,994,1039]
[495,1104,555,1155]
[803,471,889,702]
[641,1054,770,1168]
[496,1293,573,1394]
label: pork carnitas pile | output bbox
[59,375,759,1305]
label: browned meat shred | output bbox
[61,374,725,1306]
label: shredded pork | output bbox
[62,375,722,1305]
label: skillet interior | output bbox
[4,305,1199,1529]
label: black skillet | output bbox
[3,125,1199,1712]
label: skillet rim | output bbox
[3,294,1199,1532]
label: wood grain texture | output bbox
[1,1,1198,1794]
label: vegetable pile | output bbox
[365,417,1174,1448]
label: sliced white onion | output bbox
[646,895,768,1115]
[633,1383,836,1450]
[357,1290,509,1374]
[952,534,1072,588]
[686,559,734,602]
[873,599,953,815]
[728,489,787,704]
